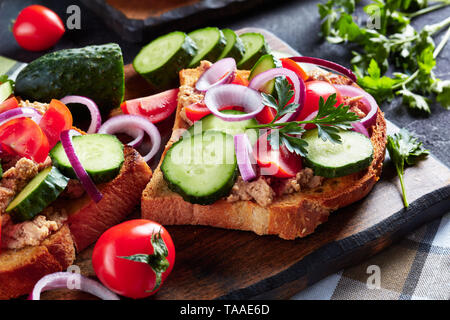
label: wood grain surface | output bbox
[42,28,450,300]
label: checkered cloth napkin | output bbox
[292,211,450,300]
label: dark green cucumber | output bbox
[15,44,124,113]
[50,134,124,184]
[218,29,245,61]
[133,31,197,91]
[0,81,13,104]
[162,131,237,205]
[302,129,374,178]
[188,27,227,67]
[237,33,270,70]
[185,110,259,145]
[6,166,69,223]
[248,54,281,94]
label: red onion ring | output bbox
[334,85,378,128]
[248,67,305,123]
[98,115,161,162]
[29,272,119,300]
[0,107,42,126]
[195,58,236,92]
[203,84,264,122]
[351,122,370,138]
[123,127,145,148]
[60,130,103,203]
[60,96,102,134]
[288,56,357,83]
[234,133,257,181]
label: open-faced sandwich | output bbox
[141,54,387,240]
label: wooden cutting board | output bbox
[43,28,450,300]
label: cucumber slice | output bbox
[188,27,227,67]
[303,129,374,178]
[248,54,281,94]
[6,166,69,222]
[185,110,259,145]
[50,134,124,184]
[218,29,245,61]
[237,33,270,70]
[134,31,197,91]
[162,131,237,205]
[0,81,13,104]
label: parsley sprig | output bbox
[247,79,359,156]
[318,0,450,113]
[386,129,429,207]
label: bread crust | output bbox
[0,146,152,299]
[142,63,387,240]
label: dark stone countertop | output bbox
[0,0,449,166]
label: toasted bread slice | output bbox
[141,62,387,239]
[0,146,152,299]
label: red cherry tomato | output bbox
[121,89,178,124]
[255,106,276,124]
[295,80,343,122]
[39,99,73,148]
[184,103,242,122]
[253,132,302,178]
[92,219,175,299]
[0,97,19,113]
[0,118,49,163]
[12,5,65,52]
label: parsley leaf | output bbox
[386,129,429,207]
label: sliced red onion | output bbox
[195,58,236,92]
[98,115,161,162]
[60,96,102,134]
[234,133,257,181]
[248,67,306,123]
[60,130,103,203]
[0,107,42,126]
[351,121,370,138]
[334,85,378,128]
[123,127,145,148]
[203,84,264,122]
[289,56,357,83]
[29,272,119,300]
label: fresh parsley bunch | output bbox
[318,0,450,113]
[247,79,359,157]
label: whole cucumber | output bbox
[15,43,124,113]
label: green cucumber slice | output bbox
[162,131,237,205]
[50,134,124,184]
[303,129,374,178]
[218,29,245,61]
[185,110,259,145]
[188,27,227,67]
[248,54,281,94]
[0,81,13,104]
[134,31,197,91]
[237,33,270,70]
[6,166,69,222]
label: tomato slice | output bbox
[184,103,243,122]
[121,89,179,124]
[39,99,73,148]
[0,118,49,163]
[0,97,19,113]
[231,74,249,86]
[280,58,309,82]
[295,80,343,122]
[253,132,302,178]
[255,106,276,124]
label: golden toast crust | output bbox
[141,63,387,239]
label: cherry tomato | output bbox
[231,74,249,86]
[12,5,65,52]
[39,99,73,148]
[0,97,19,114]
[295,80,343,122]
[255,106,276,124]
[0,118,49,163]
[253,132,302,178]
[92,219,175,299]
[121,89,178,124]
[184,103,242,122]
[280,58,309,82]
